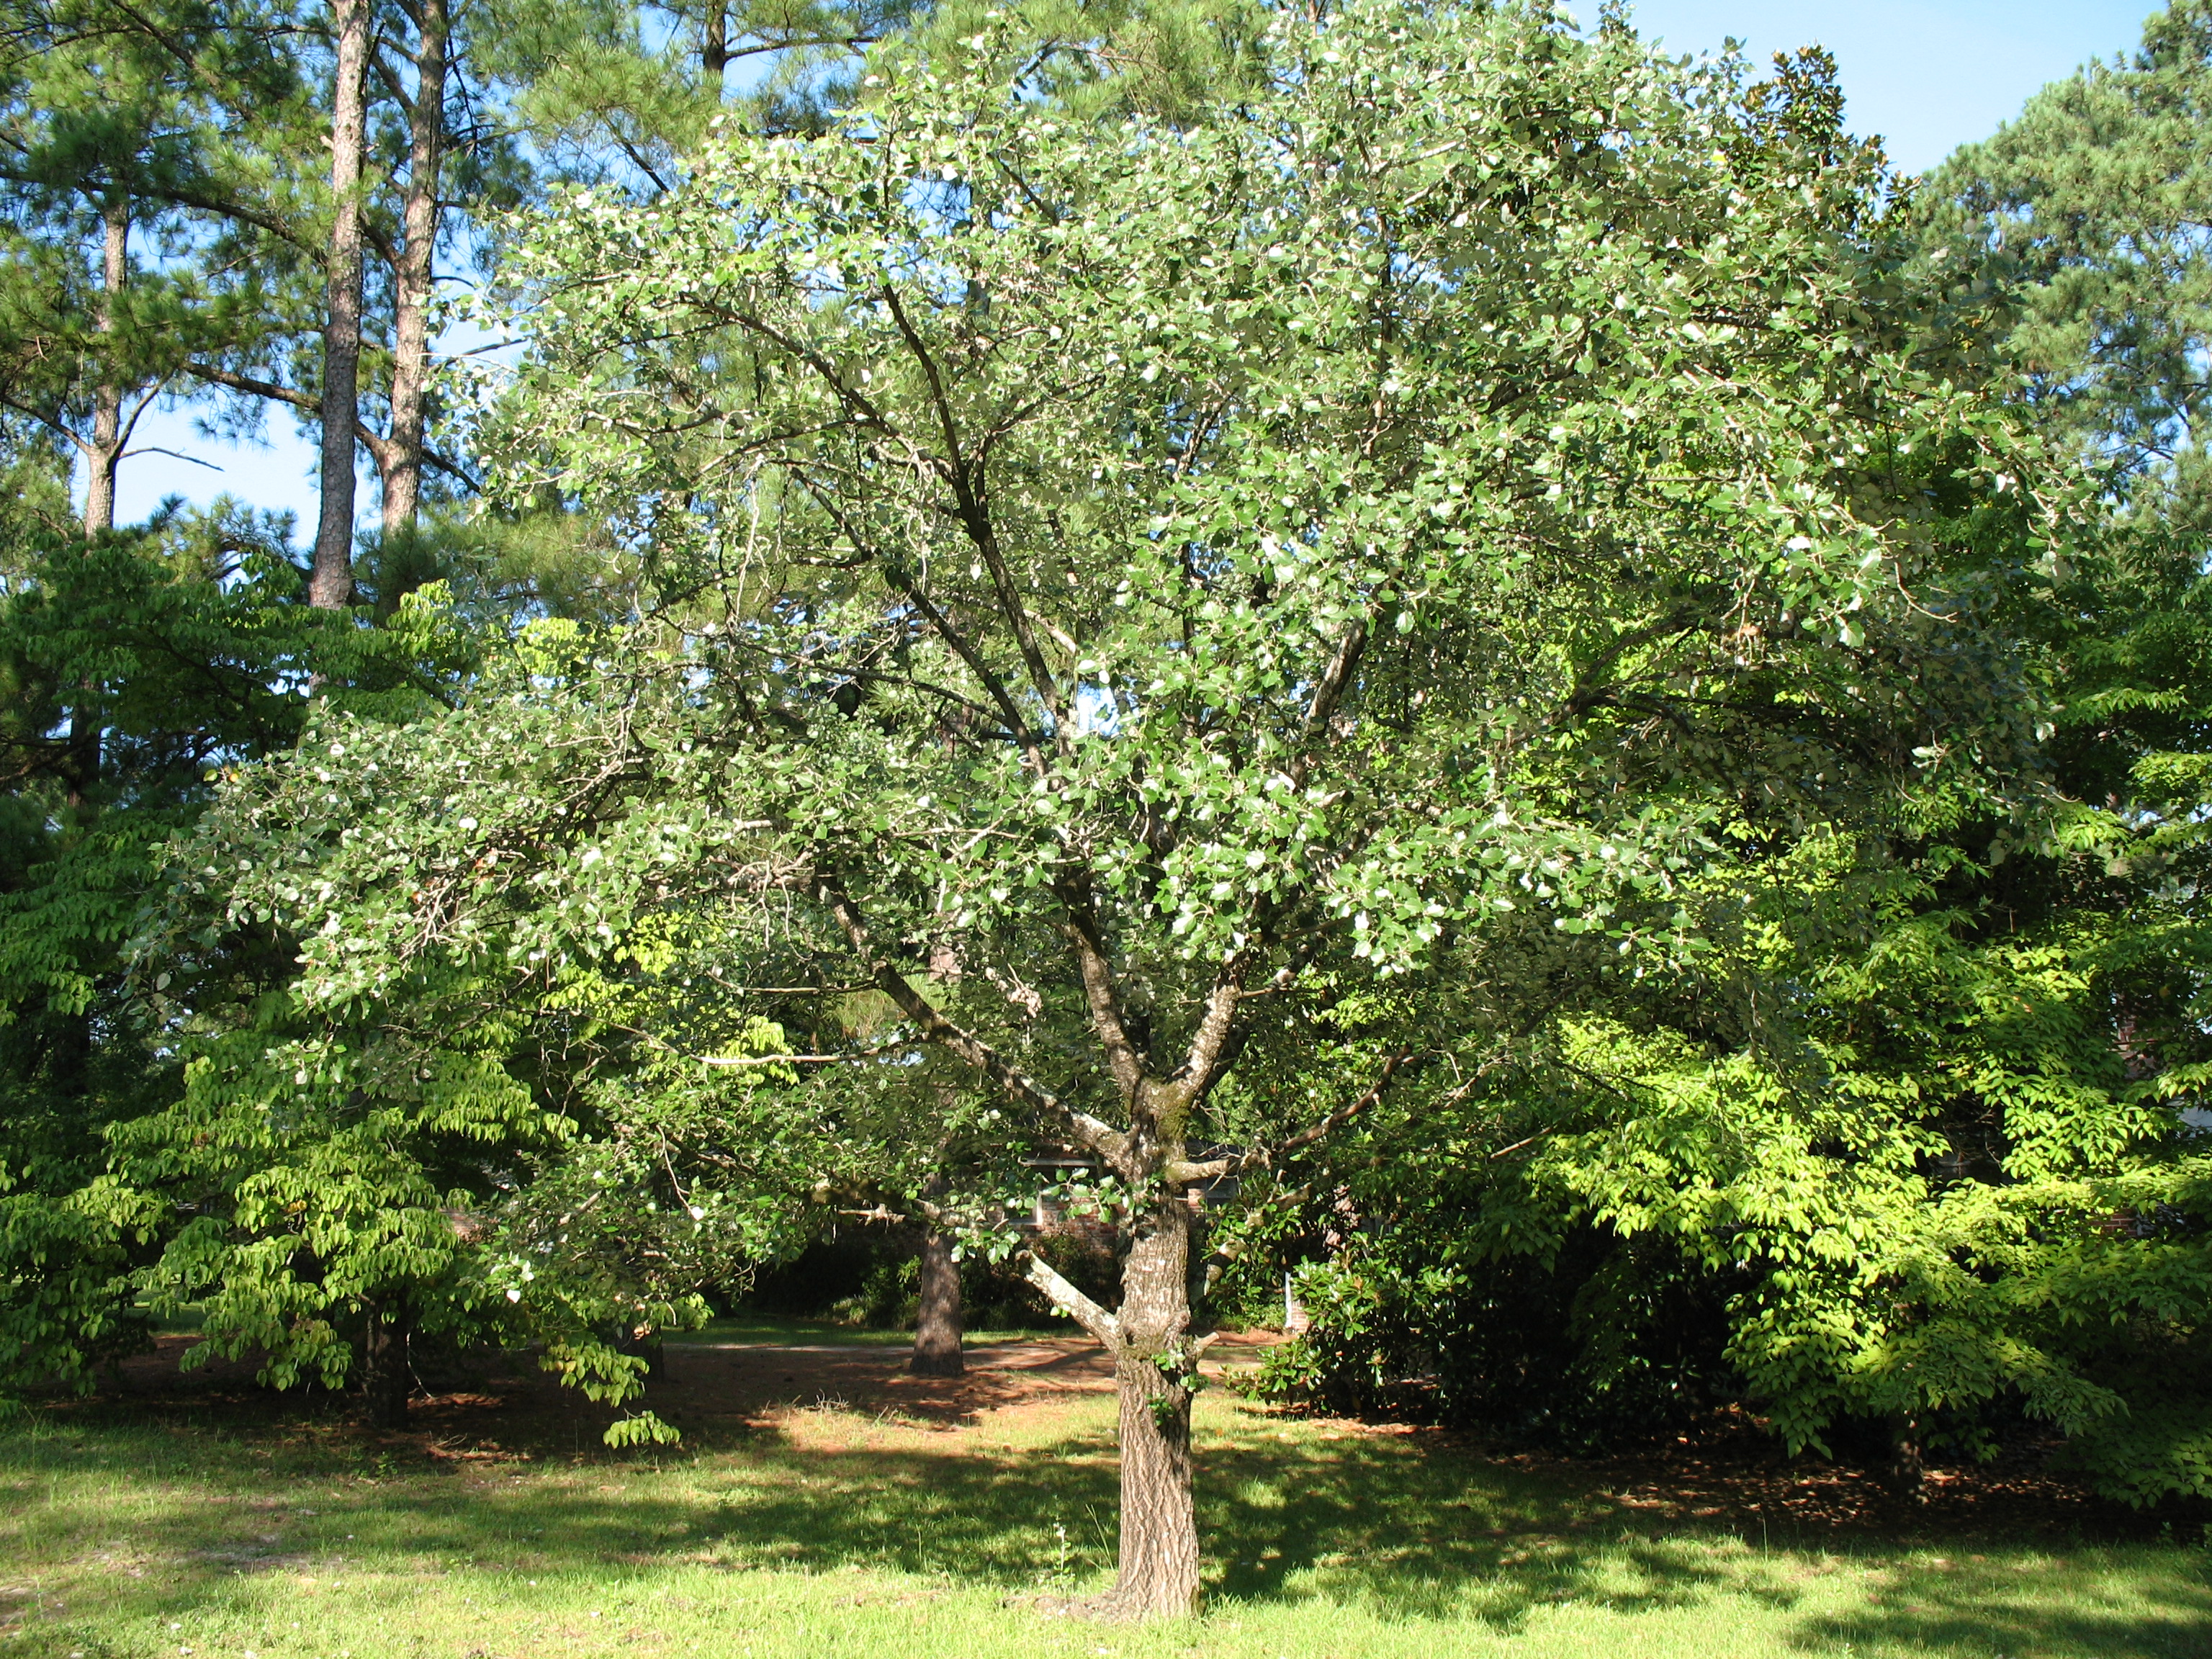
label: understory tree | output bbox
[174,0,2052,1617]
[0,508,349,1393]
[1253,814,2212,1502]
[107,600,845,1432]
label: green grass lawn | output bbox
[2,1379,2205,1659]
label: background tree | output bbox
[1931,0,2212,543]
[0,0,275,536]
[0,0,927,1421]
[1254,1,2212,1511]
[0,503,346,1395]
[127,614,951,1429]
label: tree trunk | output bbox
[360,1296,413,1429]
[1100,1198,1201,1619]
[381,0,446,536]
[81,199,127,538]
[63,198,125,810]
[1885,1413,1926,1502]
[611,1320,665,1382]
[312,0,372,609]
[909,1225,965,1377]
[703,4,729,76]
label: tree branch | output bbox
[817,867,1133,1170]
[1020,1248,1118,1344]
[789,468,1047,770]
[1053,873,1148,1106]
[135,178,315,258]
[184,363,444,482]
[1164,1051,1413,1183]
[1266,1051,1411,1166]
[0,392,90,457]
[1163,943,1259,1112]
[420,444,479,490]
[1290,618,1370,785]
[880,282,1068,737]
[184,361,315,411]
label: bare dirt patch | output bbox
[93,1328,1274,1455]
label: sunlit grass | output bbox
[3,1382,2206,1658]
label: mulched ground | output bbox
[1519,1431,2191,1547]
[91,1328,1220,1448]
[639,1331,1134,1423]
[63,1331,2204,1547]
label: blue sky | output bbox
[1626,1,2154,174]
[102,0,2162,530]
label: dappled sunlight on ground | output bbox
[3,1327,2206,1657]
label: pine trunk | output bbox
[1100,1198,1201,1619]
[361,1298,413,1429]
[703,4,729,76]
[381,0,446,536]
[81,200,127,537]
[311,0,371,608]
[64,199,125,809]
[909,1226,964,1377]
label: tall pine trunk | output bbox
[80,199,127,538]
[380,0,446,536]
[1102,1197,1200,1619]
[703,4,729,76]
[311,0,371,608]
[64,197,126,814]
[909,1226,964,1377]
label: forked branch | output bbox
[817,867,1133,1170]
[880,282,1069,737]
[1164,1051,1413,1184]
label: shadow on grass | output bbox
[1199,1431,1759,1622]
[5,1402,2208,1657]
[1794,1561,2212,1658]
[1192,1434,2212,1650]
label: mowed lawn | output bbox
[1,1328,2206,1659]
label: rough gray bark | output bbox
[1018,1193,1203,1620]
[81,199,127,537]
[311,0,372,608]
[1100,1199,1201,1618]
[380,0,446,536]
[909,1226,965,1377]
